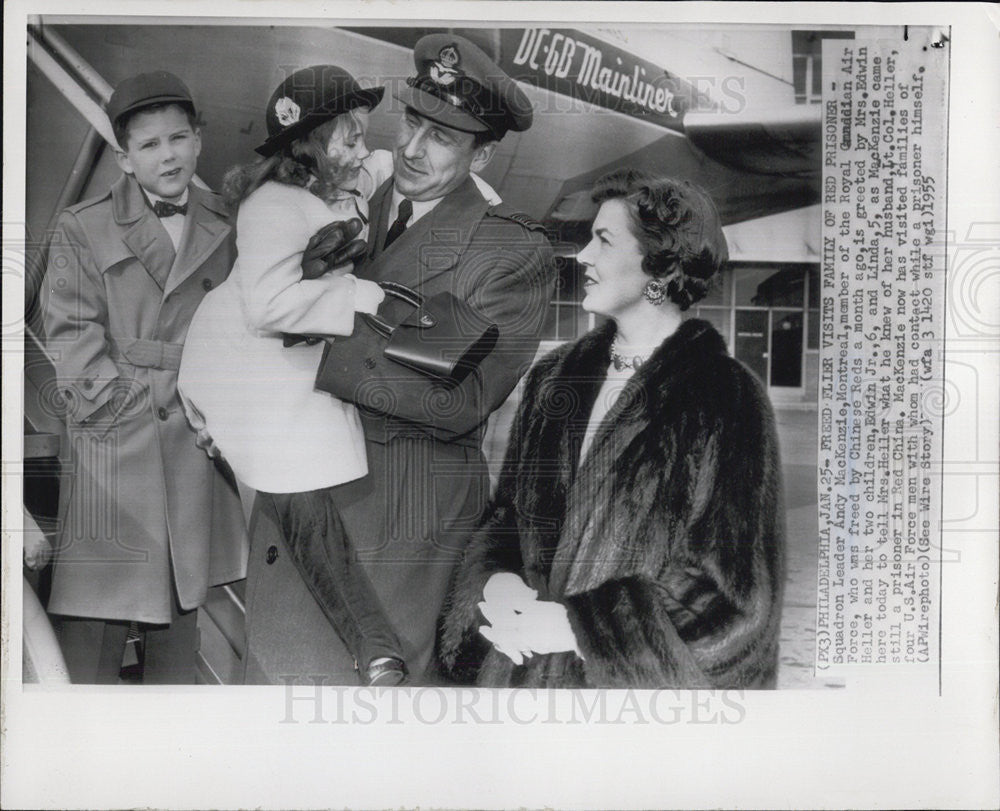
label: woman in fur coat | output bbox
[438,169,785,689]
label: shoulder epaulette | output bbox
[486,203,546,233]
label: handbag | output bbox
[360,281,499,383]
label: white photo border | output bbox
[3,2,998,809]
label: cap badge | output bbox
[275,97,301,127]
[429,45,461,87]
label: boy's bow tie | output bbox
[152,200,188,218]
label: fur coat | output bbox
[438,319,785,689]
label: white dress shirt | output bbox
[388,189,442,230]
[387,173,503,231]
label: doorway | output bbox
[733,308,804,390]
[734,310,769,385]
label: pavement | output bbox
[773,407,840,689]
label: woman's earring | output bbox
[643,278,667,306]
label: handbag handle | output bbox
[358,280,499,383]
[360,281,425,339]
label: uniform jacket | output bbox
[439,319,786,689]
[42,174,247,624]
[315,174,555,449]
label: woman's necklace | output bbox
[610,337,651,371]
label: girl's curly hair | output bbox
[591,169,729,311]
[221,112,363,212]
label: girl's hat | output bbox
[255,65,384,157]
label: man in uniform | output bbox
[242,34,555,685]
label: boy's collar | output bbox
[112,174,229,224]
[145,188,189,209]
[112,174,158,225]
[113,174,192,225]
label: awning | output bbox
[723,204,821,263]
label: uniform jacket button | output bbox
[266,545,279,565]
[202,278,214,291]
[82,379,94,391]
[157,407,169,421]
[363,357,376,369]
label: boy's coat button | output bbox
[157,407,169,421]
[202,278,213,291]
[265,545,279,565]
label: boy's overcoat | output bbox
[43,174,247,624]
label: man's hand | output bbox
[301,217,367,280]
[195,426,223,461]
[23,527,53,571]
[183,399,223,461]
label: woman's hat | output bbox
[255,65,384,157]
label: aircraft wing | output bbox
[543,105,822,229]
[682,105,822,178]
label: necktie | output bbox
[383,199,413,250]
[153,200,188,218]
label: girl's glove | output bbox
[300,217,367,280]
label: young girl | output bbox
[178,66,404,684]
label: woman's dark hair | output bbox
[221,114,354,212]
[591,169,729,310]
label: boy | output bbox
[41,71,246,684]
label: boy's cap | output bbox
[256,65,385,157]
[394,34,533,140]
[107,71,195,127]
